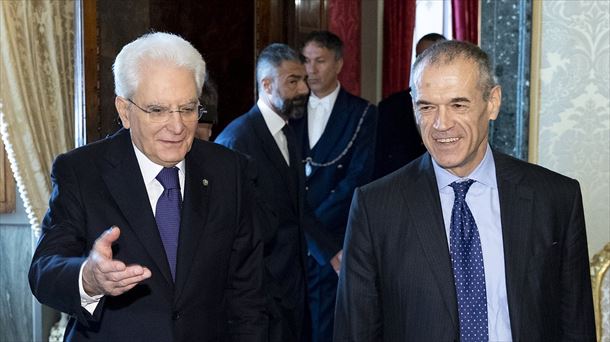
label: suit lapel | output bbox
[494,152,534,340]
[306,89,352,178]
[405,155,459,330]
[100,129,174,286]
[251,109,299,209]
[173,145,210,301]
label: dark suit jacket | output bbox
[292,88,378,265]
[215,105,309,340]
[374,89,426,179]
[334,151,595,341]
[29,128,266,342]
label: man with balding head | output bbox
[335,40,594,341]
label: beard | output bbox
[272,93,308,120]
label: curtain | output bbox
[0,0,75,237]
[452,0,479,44]
[328,0,361,96]
[382,0,416,99]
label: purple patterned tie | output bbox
[449,179,488,342]
[155,167,181,280]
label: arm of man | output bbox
[29,154,150,324]
[305,104,378,265]
[559,181,595,339]
[224,154,267,342]
[334,188,382,341]
[215,134,280,248]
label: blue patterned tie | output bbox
[449,179,488,342]
[156,167,181,280]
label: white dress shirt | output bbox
[307,82,340,149]
[432,145,513,342]
[79,143,186,314]
[258,98,291,165]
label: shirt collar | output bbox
[132,142,185,186]
[308,82,341,109]
[257,98,287,136]
[432,144,497,190]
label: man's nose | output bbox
[165,111,187,132]
[305,63,316,74]
[298,80,309,95]
[433,106,453,131]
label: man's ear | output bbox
[487,85,502,121]
[335,57,344,76]
[115,96,131,129]
[262,78,273,95]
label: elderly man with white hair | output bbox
[29,32,266,341]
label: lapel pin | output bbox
[202,179,209,187]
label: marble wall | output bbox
[481,0,532,160]
[1,194,33,341]
[0,192,57,341]
[538,0,610,257]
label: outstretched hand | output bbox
[82,226,152,297]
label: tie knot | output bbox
[156,167,180,190]
[450,179,475,201]
[282,123,294,136]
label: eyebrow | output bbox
[147,99,199,106]
[287,74,305,80]
[449,97,471,103]
[415,97,471,106]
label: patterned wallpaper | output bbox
[538,0,609,257]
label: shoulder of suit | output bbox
[360,153,428,194]
[191,137,238,158]
[339,87,376,109]
[54,128,126,166]
[215,112,260,148]
[378,90,411,112]
[493,150,579,186]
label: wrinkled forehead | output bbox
[412,56,480,96]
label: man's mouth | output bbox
[435,137,460,143]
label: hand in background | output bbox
[82,226,152,296]
[330,250,343,275]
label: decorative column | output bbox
[480,0,532,160]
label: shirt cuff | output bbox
[79,260,103,315]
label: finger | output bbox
[96,259,127,274]
[92,226,121,259]
[101,268,152,296]
[103,264,148,280]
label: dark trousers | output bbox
[307,255,338,342]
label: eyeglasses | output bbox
[126,98,204,123]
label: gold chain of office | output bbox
[302,103,372,168]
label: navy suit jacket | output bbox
[215,106,308,339]
[29,128,266,341]
[293,88,377,264]
[334,151,595,341]
[374,89,426,179]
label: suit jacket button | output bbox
[337,164,343,169]
[305,186,309,191]
[172,311,181,320]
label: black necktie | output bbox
[282,124,299,169]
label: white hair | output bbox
[112,32,206,99]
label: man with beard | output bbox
[216,43,310,341]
